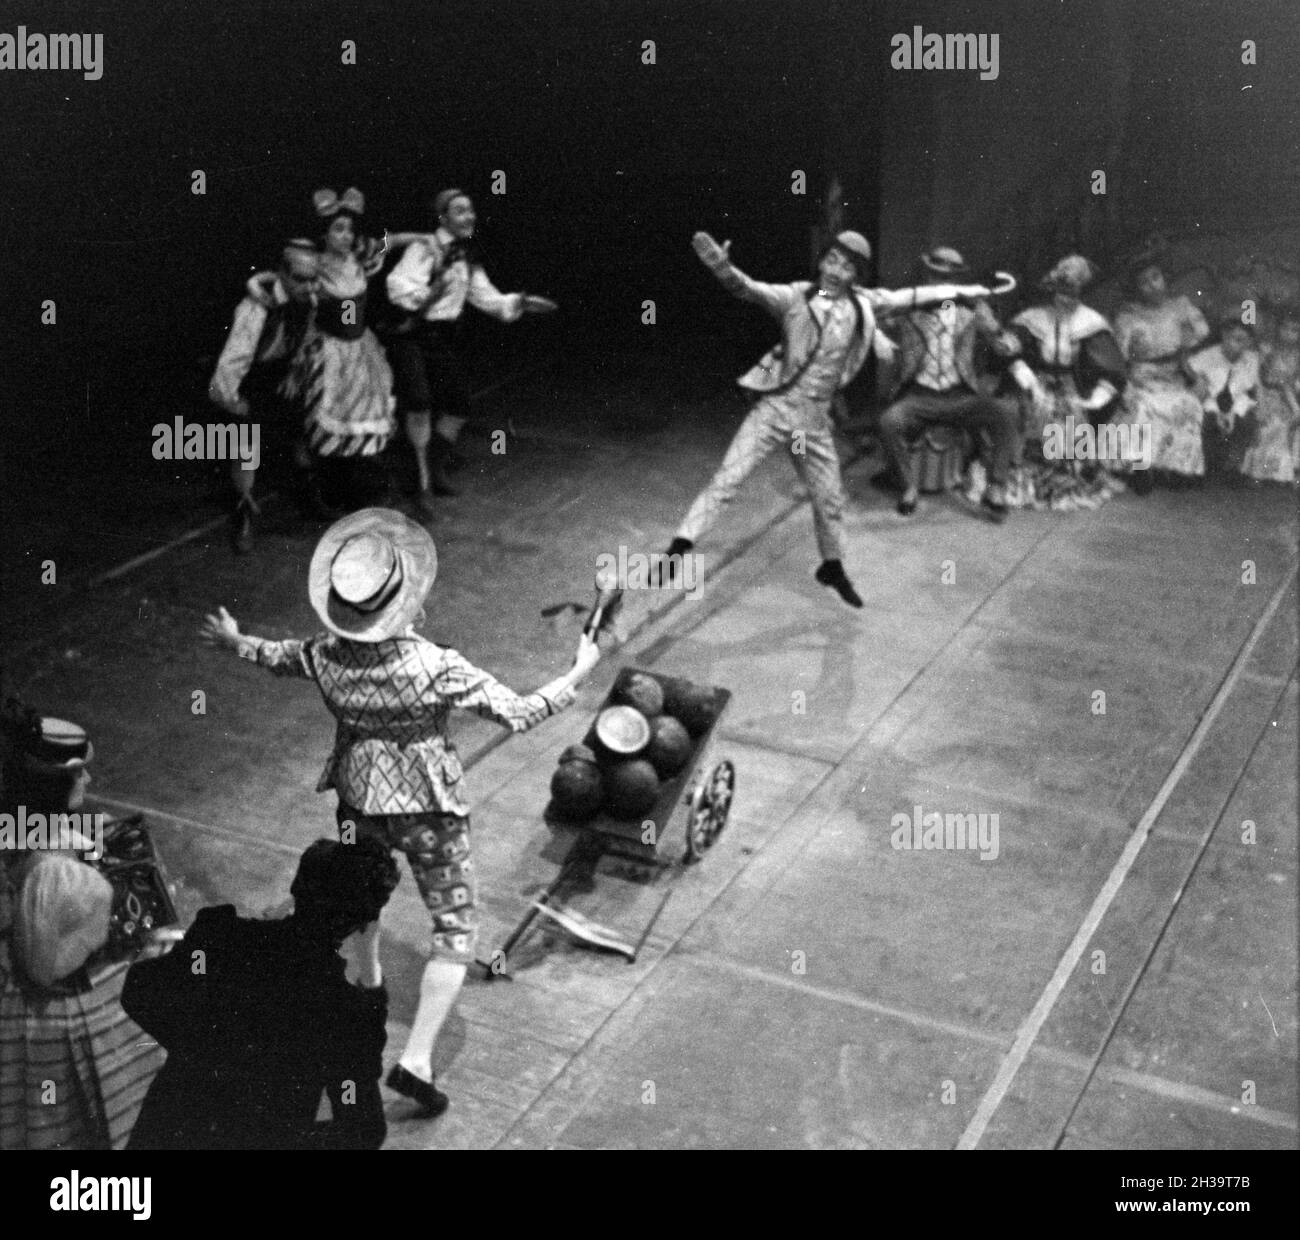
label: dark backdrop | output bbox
[0,0,1296,462]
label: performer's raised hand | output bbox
[572,632,602,677]
[692,232,732,268]
[201,605,241,649]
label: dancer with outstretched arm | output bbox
[660,231,997,607]
[200,507,600,1119]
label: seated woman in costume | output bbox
[991,255,1128,510]
[1113,259,1211,485]
[0,709,167,1150]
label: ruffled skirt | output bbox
[285,328,396,459]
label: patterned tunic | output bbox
[253,634,576,816]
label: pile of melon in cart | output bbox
[547,667,735,864]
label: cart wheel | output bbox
[705,761,735,846]
[684,760,735,862]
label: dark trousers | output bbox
[879,384,1019,490]
[390,322,473,422]
[1202,409,1257,479]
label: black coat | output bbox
[122,905,387,1150]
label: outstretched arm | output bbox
[433,633,601,732]
[692,232,799,318]
[867,281,994,317]
[200,606,312,678]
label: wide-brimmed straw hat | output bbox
[309,508,438,642]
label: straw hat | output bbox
[309,508,438,642]
[14,854,113,988]
[830,230,872,268]
[920,245,970,276]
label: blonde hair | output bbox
[14,854,113,988]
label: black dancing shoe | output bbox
[896,496,919,516]
[653,537,694,587]
[815,560,864,608]
[980,493,1009,524]
[386,1064,449,1118]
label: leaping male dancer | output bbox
[660,230,997,606]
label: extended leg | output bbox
[795,428,862,608]
[676,404,783,546]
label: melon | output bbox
[603,758,661,819]
[550,760,604,821]
[645,714,692,777]
[594,705,650,757]
[559,743,598,767]
[612,670,664,719]
[662,682,718,737]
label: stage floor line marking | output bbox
[691,953,1298,1136]
[956,562,1299,1150]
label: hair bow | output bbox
[314,186,366,218]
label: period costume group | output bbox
[4,194,1295,1151]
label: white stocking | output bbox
[400,959,466,1083]
[405,410,432,492]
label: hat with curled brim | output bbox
[309,508,438,642]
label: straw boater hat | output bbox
[920,245,970,276]
[829,230,872,268]
[309,508,438,642]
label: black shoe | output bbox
[429,437,462,496]
[897,496,918,516]
[230,500,255,554]
[815,560,864,608]
[445,447,468,473]
[980,494,1009,524]
[386,1064,449,1118]
[653,537,694,587]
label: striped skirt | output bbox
[286,327,397,459]
[0,961,165,1150]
